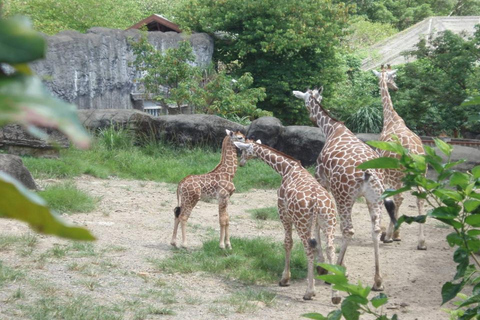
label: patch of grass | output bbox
[0,261,24,286]
[38,181,99,214]
[20,296,121,320]
[23,127,282,192]
[227,288,276,313]
[0,233,37,254]
[149,237,307,284]
[248,207,278,221]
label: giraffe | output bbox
[235,139,340,303]
[373,65,427,250]
[171,129,245,249]
[293,88,396,291]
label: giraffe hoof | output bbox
[279,280,290,287]
[170,241,177,247]
[383,239,393,244]
[417,245,427,250]
[380,232,386,242]
[393,238,402,241]
[303,293,314,300]
[332,297,342,305]
[372,284,384,292]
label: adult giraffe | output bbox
[171,129,245,249]
[293,88,396,291]
[235,139,340,303]
[373,65,427,250]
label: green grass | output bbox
[0,261,24,286]
[38,181,99,213]
[0,233,37,251]
[149,237,307,284]
[22,128,283,192]
[227,288,276,313]
[248,207,279,221]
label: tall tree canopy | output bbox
[173,0,350,124]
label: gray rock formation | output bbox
[0,154,37,190]
[245,117,285,147]
[30,28,214,110]
[0,124,69,158]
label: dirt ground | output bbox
[0,175,457,319]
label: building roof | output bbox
[126,14,181,33]
[361,16,480,70]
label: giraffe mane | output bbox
[254,141,301,164]
[311,94,343,124]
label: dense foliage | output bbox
[172,0,351,124]
[130,36,269,121]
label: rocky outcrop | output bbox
[0,154,37,190]
[30,28,214,110]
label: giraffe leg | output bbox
[417,197,427,250]
[314,220,327,275]
[178,198,198,249]
[367,200,384,291]
[300,234,316,300]
[279,202,293,287]
[322,217,340,304]
[171,215,180,247]
[218,195,231,249]
[335,204,355,271]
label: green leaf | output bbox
[0,16,46,64]
[445,159,466,170]
[472,166,480,179]
[447,233,464,247]
[341,297,361,320]
[433,189,464,202]
[357,157,400,170]
[442,281,465,304]
[464,200,480,213]
[434,138,453,157]
[371,293,388,308]
[450,172,470,188]
[302,313,327,320]
[319,274,348,286]
[453,247,469,279]
[366,140,406,155]
[0,74,90,148]
[465,214,480,227]
[467,229,480,237]
[428,207,459,220]
[317,263,346,275]
[384,186,411,198]
[326,310,342,320]
[458,294,480,308]
[0,172,95,241]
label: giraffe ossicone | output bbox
[171,129,245,249]
[235,139,341,304]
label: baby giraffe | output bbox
[235,139,340,303]
[171,129,245,249]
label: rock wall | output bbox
[30,28,214,110]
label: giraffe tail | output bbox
[174,206,181,218]
[384,199,396,225]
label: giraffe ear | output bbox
[372,70,381,77]
[225,129,232,136]
[256,139,261,144]
[390,69,398,75]
[318,86,324,95]
[292,90,306,100]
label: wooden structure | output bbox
[127,14,181,33]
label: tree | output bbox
[392,28,480,136]
[173,0,350,125]
[130,36,269,120]
[0,14,94,240]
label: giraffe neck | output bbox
[379,73,401,126]
[211,135,237,179]
[309,98,344,138]
[252,144,299,177]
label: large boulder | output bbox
[153,114,245,147]
[0,154,37,190]
[78,109,156,133]
[276,126,325,166]
[246,117,284,147]
[0,124,69,158]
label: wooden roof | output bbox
[127,14,181,33]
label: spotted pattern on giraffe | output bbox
[373,65,427,249]
[171,129,245,249]
[293,87,396,292]
[235,140,340,304]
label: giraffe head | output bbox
[372,64,398,91]
[235,139,261,167]
[226,129,246,142]
[293,87,324,122]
